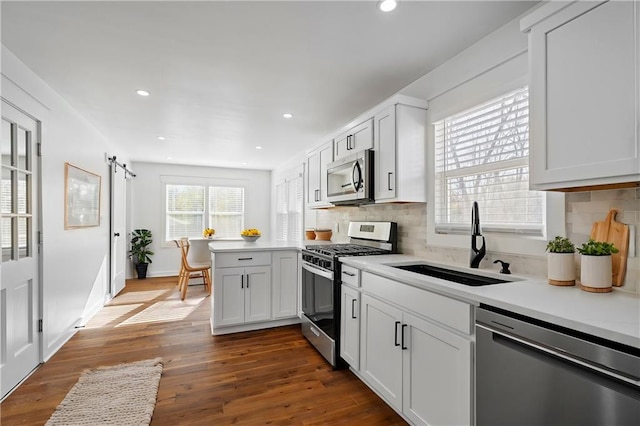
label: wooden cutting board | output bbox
[590,209,630,286]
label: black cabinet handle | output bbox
[241,275,244,289]
[351,299,357,319]
[343,271,356,277]
[394,321,401,347]
[238,257,253,261]
[387,172,393,191]
[401,324,408,350]
[113,232,120,237]
[246,274,250,288]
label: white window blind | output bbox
[434,87,544,235]
[275,175,303,242]
[166,184,205,240]
[165,184,245,241]
[208,186,244,239]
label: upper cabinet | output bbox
[522,0,640,191]
[306,141,334,208]
[334,119,373,161]
[374,103,427,203]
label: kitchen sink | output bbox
[392,264,509,286]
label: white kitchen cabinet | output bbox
[402,311,471,426]
[213,265,271,327]
[357,272,472,425]
[374,103,428,202]
[271,251,298,320]
[334,118,373,161]
[360,293,404,411]
[340,284,361,370]
[522,0,640,190]
[307,141,334,208]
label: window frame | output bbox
[426,76,565,257]
[275,173,303,242]
[161,176,248,246]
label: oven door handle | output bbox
[302,262,334,281]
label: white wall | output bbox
[1,46,128,360]
[130,161,271,277]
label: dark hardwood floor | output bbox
[1,277,406,425]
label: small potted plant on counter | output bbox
[546,236,576,286]
[129,229,154,279]
[577,239,619,293]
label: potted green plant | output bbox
[129,229,154,279]
[577,239,619,292]
[546,236,576,286]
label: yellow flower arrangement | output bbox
[241,228,261,236]
[203,228,215,237]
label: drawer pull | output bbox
[238,257,253,261]
[310,326,320,337]
[343,271,356,277]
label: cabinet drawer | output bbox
[340,265,360,287]
[362,272,472,335]
[214,251,271,268]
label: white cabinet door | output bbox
[213,267,245,326]
[374,104,427,203]
[526,0,640,190]
[402,312,472,426]
[307,142,333,208]
[244,266,271,323]
[374,105,397,200]
[272,251,298,319]
[334,119,373,161]
[340,285,360,370]
[360,294,403,411]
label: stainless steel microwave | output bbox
[326,149,374,205]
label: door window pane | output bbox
[17,216,29,259]
[2,217,13,262]
[17,127,29,171]
[1,168,12,214]
[2,119,12,167]
[18,172,29,214]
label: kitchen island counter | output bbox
[341,254,640,349]
[208,240,302,253]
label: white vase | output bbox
[580,255,612,292]
[547,253,575,286]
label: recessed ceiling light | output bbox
[136,89,150,97]
[157,136,166,140]
[256,146,262,150]
[167,157,172,160]
[378,0,397,12]
[283,113,293,119]
[241,162,248,165]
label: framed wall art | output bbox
[64,162,101,229]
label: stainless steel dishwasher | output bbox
[476,305,640,426]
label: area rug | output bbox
[46,358,163,425]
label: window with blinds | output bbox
[434,87,544,235]
[165,184,244,241]
[275,175,303,242]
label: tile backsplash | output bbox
[313,187,639,294]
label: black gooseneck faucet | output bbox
[470,201,486,268]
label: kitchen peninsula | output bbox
[208,241,301,335]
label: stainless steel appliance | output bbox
[476,305,640,425]
[300,221,397,367]
[326,149,374,205]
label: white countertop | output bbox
[208,240,302,253]
[341,254,640,349]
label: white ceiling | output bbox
[1,1,536,170]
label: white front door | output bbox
[1,101,41,399]
[110,163,126,298]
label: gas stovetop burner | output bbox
[305,243,389,257]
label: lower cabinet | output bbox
[340,285,361,370]
[213,266,271,327]
[347,273,472,426]
[271,251,298,319]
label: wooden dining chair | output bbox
[174,238,212,300]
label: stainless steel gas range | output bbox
[300,221,397,367]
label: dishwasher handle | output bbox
[477,323,640,387]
